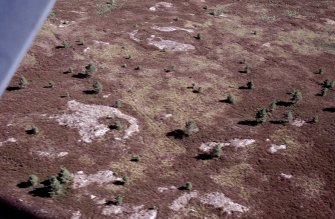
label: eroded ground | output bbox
[0,0,335,218]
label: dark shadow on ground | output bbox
[113,181,125,186]
[83,90,96,95]
[178,186,192,191]
[323,107,335,112]
[6,86,21,91]
[29,187,50,198]
[166,129,185,139]
[238,120,258,126]
[270,120,285,125]
[238,86,249,90]
[25,129,35,135]
[219,99,231,103]
[16,181,31,189]
[72,73,89,79]
[194,154,213,160]
[276,101,293,107]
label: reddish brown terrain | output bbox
[0,0,334,218]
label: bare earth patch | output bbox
[72,170,122,189]
[149,2,173,12]
[267,144,287,154]
[199,192,249,215]
[152,25,194,33]
[147,35,195,51]
[52,100,139,143]
[0,137,16,146]
[102,204,157,219]
[280,173,293,179]
[71,211,81,219]
[199,139,255,155]
[169,191,199,212]
[292,119,306,127]
[169,191,249,215]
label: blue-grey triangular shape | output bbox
[0,0,56,97]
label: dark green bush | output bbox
[19,75,29,88]
[47,176,63,197]
[28,175,39,187]
[184,120,199,136]
[227,94,236,104]
[284,111,293,123]
[115,195,123,205]
[291,90,302,104]
[57,168,73,185]
[93,81,103,94]
[185,182,192,190]
[247,80,254,89]
[85,64,97,76]
[256,108,268,124]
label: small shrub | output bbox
[164,65,175,73]
[193,86,203,93]
[115,100,122,108]
[28,175,39,187]
[98,0,123,15]
[48,81,55,88]
[331,80,335,88]
[209,7,227,16]
[185,182,192,190]
[77,39,85,46]
[173,17,179,21]
[247,80,254,89]
[62,41,70,48]
[194,33,202,40]
[47,176,63,197]
[30,125,39,135]
[122,176,128,185]
[284,111,293,123]
[212,145,222,158]
[184,120,199,136]
[19,75,29,88]
[121,64,127,68]
[85,64,97,76]
[291,90,302,104]
[318,68,324,74]
[125,54,131,59]
[57,168,73,185]
[322,79,332,89]
[131,155,140,162]
[115,195,123,205]
[243,65,251,74]
[256,108,268,124]
[227,94,236,104]
[321,87,328,96]
[311,115,319,124]
[240,58,247,64]
[268,101,277,112]
[60,92,70,98]
[93,81,103,94]
[114,121,122,130]
[48,11,56,18]
[64,67,73,74]
[134,65,141,70]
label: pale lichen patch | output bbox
[147,35,195,51]
[72,170,122,189]
[53,100,139,143]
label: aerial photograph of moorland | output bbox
[0,0,334,218]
